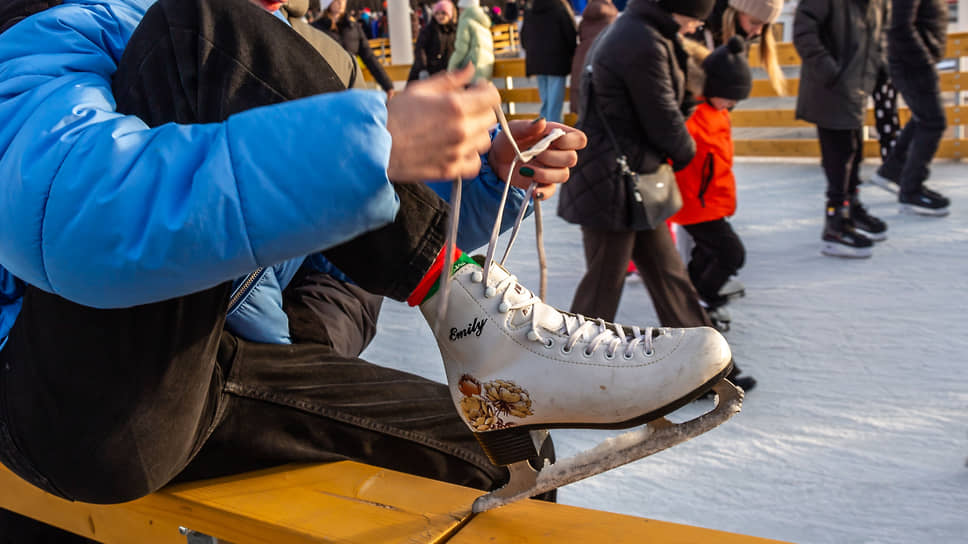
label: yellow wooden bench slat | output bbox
[1,461,789,543]
[733,138,968,159]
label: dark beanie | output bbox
[658,0,716,20]
[702,36,753,101]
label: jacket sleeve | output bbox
[0,2,398,309]
[888,0,932,68]
[793,0,839,86]
[426,149,531,251]
[611,39,695,171]
[356,24,395,91]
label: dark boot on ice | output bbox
[850,199,887,242]
[821,204,873,259]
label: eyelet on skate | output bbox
[582,348,594,358]
[604,350,615,360]
[543,338,554,348]
[471,271,483,283]
[498,302,510,313]
[643,348,655,357]
[622,351,633,360]
[560,345,573,355]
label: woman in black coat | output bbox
[407,0,458,82]
[559,0,718,333]
[312,0,396,95]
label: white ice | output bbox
[361,158,968,544]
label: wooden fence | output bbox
[363,31,968,158]
[367,22,519,65]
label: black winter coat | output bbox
[888,0,947,69]
[407,19,457,81]
[312,15,395,91]
[558,0,696,231]
[793,0,888,130]
[521,0,578,76]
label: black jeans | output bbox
[0,0,507,509]
[571,226,713,328]
[817,126,864,206]
[683,219,745,306]
[879,65,947,194]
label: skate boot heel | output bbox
[474,427,538,466]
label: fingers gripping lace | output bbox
[436,106,564,325]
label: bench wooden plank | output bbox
[451,498,790,544]
[2,461,790,543]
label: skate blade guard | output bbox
[471,379,743,513]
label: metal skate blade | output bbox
[471,380,743,514]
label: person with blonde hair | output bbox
[692,0,786,96]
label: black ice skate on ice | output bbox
[850,201,887,242]
[822,205,873,259]
[899,186,950,217]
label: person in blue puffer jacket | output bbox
[0,0,587,525]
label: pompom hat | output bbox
[702,36,753,101]
[728,0,783,23]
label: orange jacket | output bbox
[670,101,736,225]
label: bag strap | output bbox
[588,78,635,177]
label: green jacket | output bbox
[448,5,494,80]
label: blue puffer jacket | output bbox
[0,0,528,348]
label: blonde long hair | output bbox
[722,6,786,96]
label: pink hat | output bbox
[433,0,455,17]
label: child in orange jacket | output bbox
[671,36,752,312]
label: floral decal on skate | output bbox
[458,374,534,431]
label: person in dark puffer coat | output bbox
[408,0,458,82]
[872,0,951,216]
[521,0,578,123]
[559,0,720,336]
[794,0,889,259]
[568,0,618,114]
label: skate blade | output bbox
[853,228,887,242]
[899,204,950,217]
[471,380,743,514]
[821,243,872,259]
[867,174,899,194]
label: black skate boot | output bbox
[850,200,887,242]
[899,186,950,217]
[821,204,873,259]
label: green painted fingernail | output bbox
[519,166,535,177]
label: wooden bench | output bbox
[361,31,968,158]
[0,462,789,543]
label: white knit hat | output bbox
[320,0,335,11]
[458,0,479,8]
[728,0,783,23]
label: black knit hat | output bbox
[658,0,716,20]
[702,36,753,101]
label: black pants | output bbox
[817,126,863,206]
[570,226,713,328]
[879,66,947,194]
[0,0,507,512]
[683,219,745,306]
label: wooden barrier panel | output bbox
[366,23,518,66]
[0,462,789,544]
